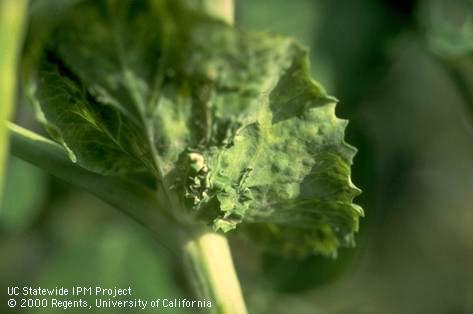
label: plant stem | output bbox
[0,0,28,204]
[183,231,248,314]
[185,0,234,24]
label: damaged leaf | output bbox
[25,0,362,256]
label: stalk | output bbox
[185,0,234,24]
[183,231,247,314]
[0,0,28,204]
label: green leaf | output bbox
[182,47,362,256]
[25,0,362,256]
[31,60,156,175]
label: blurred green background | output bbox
[1,0,473,313]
